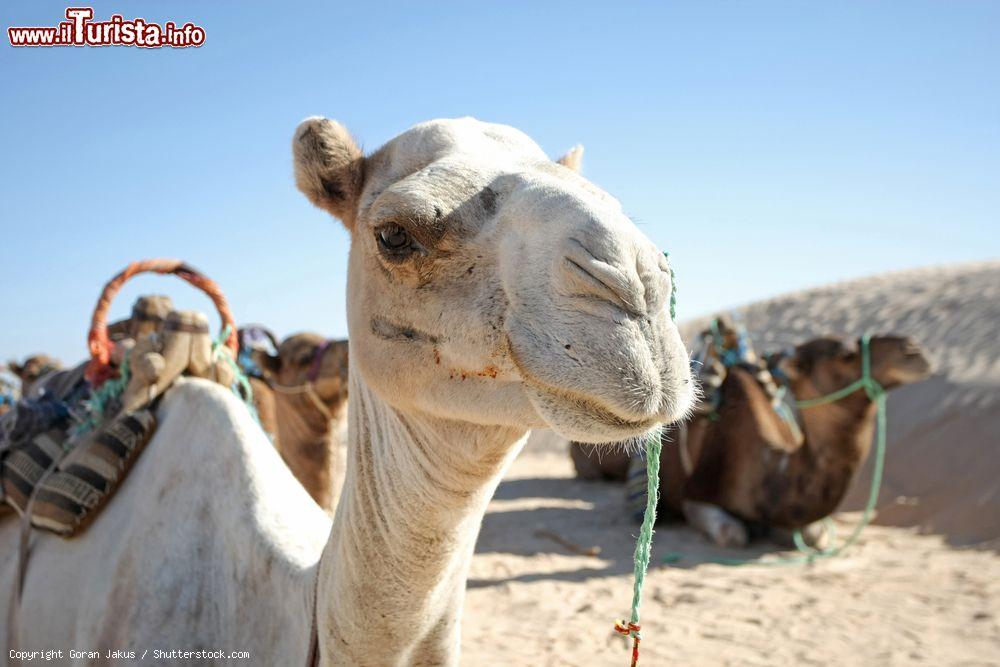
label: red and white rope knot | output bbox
[614,620,642,667]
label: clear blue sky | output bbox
[2,1,998,364]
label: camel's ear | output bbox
[293,117,365,229]
[7,360,24,380]
[556,144,584,173]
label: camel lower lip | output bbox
[572,394,660,431]
[508,342,663,428]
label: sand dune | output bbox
[463,262,1000,665]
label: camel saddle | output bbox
[0,299,239,537]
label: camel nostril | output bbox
[563,239,646,317]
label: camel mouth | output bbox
[504,334,689,441]
[525,383,666,443]
[560,391,663,432]
[891,339,933,382]
[896,352,933,382]
[516,366,693,443]
[502,315,694,433]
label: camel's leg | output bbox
[682,500,748,548]
[769,520,831,550]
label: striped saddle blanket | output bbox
[0,364,158,537]
[1,410,156,536]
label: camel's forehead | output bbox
[374,118,548,175]
[361,117,619,221]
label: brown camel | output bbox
[572,334,932,548]
[7,355,62,397]
[669,334,932,547]
[246,332,350,512]
[106,294,174,341]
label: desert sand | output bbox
[462,261,1000,666]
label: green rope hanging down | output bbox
[615,429,663,666]
[614,250,675,666]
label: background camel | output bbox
[665,334,932,547]
[571,333,932,547]
[0,116,692,665]
[106,295,175,342]
[248,332,350,512]
[7,355,62,397]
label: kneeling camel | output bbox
[669,334,930,547]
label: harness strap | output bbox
[305,386,334,422]
[794,334,881,409]
[307,340,331,385]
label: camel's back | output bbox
[0,378,330,660]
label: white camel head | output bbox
[293,116,693,443]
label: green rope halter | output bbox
[788,332,887,558]
[615,251,674,666]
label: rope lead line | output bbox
[615,429,663,667]
[614,250,674,666]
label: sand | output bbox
[462,261,1000,665]
[464,445,999,666]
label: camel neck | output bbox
[784,395,878,521]
[316,374,527,666]
[275,389,335,440]
[798,394,877,471]
[272,390,341,510]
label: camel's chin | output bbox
[525,386,666,444]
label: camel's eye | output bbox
[375,223,414,256]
